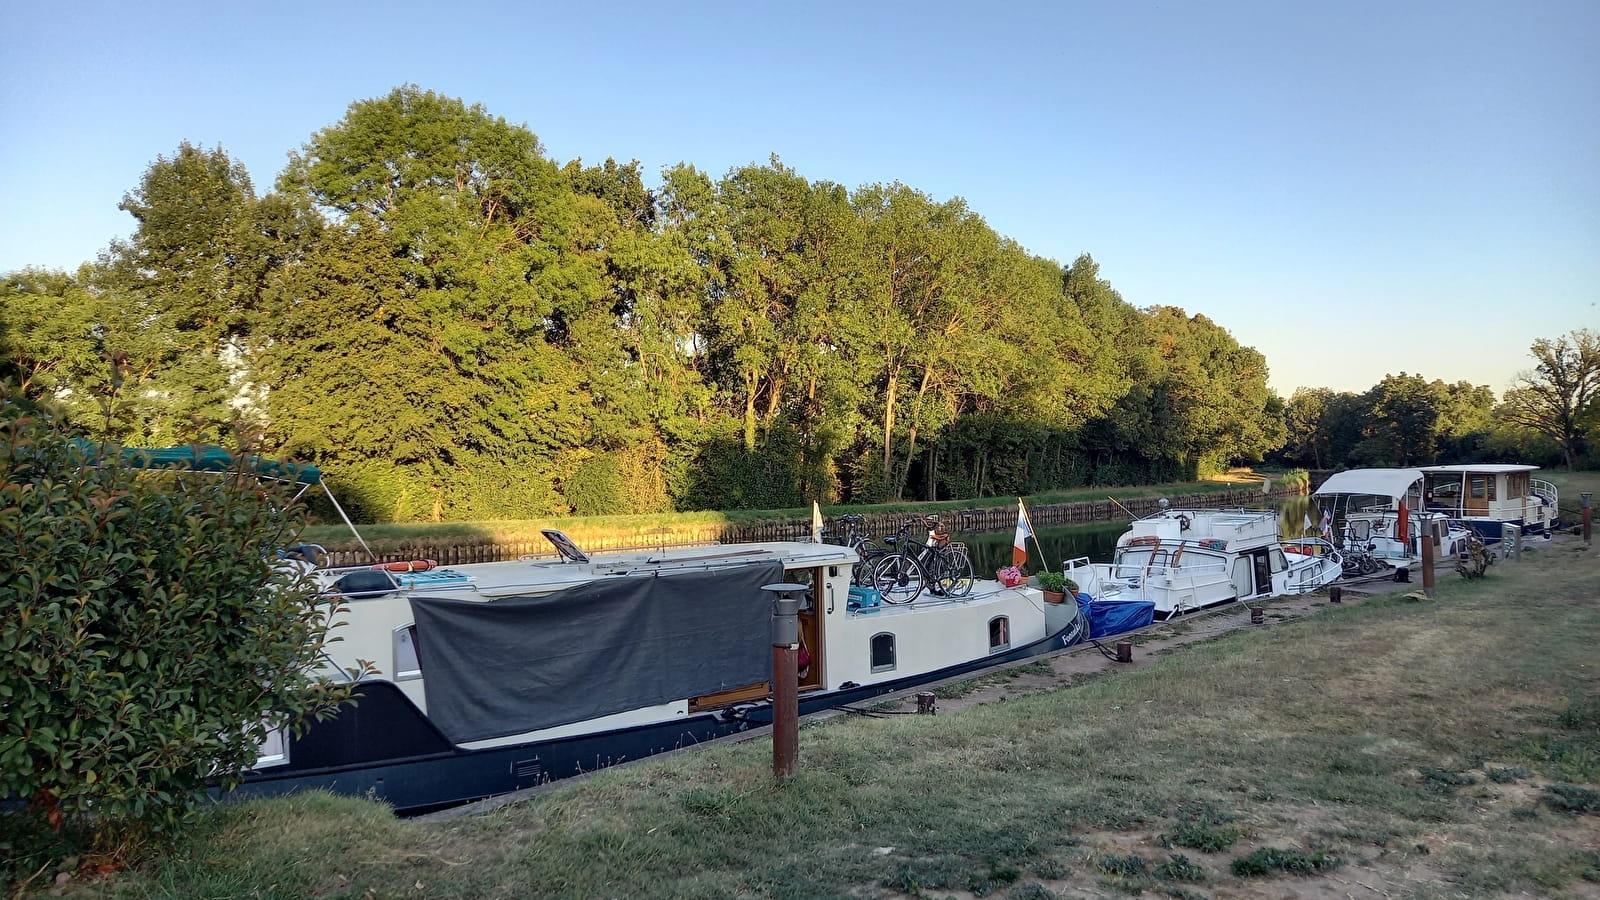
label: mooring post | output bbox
[1250,607,1265,624]
[1115,641,1133,663]
[1421,531,1436,598]
[916,692,937,715]
[1329,585,1343,604]
[762,582,807,779]
[1584,492,1593,550]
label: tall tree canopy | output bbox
[3,85,1306,519]
[1497,328,1600,470]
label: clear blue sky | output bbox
[3,0,1595,397]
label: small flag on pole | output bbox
[1303,513,1313,533]
[811,501,823,543]
[1013,499,1032,566]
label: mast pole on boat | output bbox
[322,482,380,564]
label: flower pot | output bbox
[1043,589,1066,604]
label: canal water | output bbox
[958,495,1322,575]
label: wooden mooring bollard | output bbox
[1250,607,1265,624]
[916,692,937,715]
[1329,585,1343,604]
[1115,641,1133,663]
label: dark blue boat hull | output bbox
[230,620,1084,814]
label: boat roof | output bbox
[1314,468,1422,499]
[1418,464,1540,474]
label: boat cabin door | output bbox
[1231,550,1273,599]
[797,573,824,692]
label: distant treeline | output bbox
[1,86,1590,520]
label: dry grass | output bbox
[59,537,1600,900]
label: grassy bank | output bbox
[62,534,1598,898]
[1544,469,1600,524]
[302,470,1296,553]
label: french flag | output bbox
[1013,499,1032,566]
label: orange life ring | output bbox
[374,559,437,573]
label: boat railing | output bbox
[1066,556,1228,592]
[1532,478,1559,509]
[1284,546,1342,591]
[1119,536,1244,553]
[1283,536,1341,558]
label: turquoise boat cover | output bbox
[73,440,321,485]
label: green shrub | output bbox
[564,452,627,516]
[1231,847,1340,877]
[1544,783,1600,814]
[1160,810,1243,853]
[0,402,357,868]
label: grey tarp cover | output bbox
[409,562,785,743]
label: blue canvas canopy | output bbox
[73,440,321,485]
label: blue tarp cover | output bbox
[1076,593,1156,639]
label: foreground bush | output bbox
[0,402,355,875]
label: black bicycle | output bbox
[823,514,892,587]
[869,514,975,604]
[1339,521,1382,576]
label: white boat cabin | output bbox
[1064,506,1341,618]
[1418,464,1560,538]
[1313,468,1473,561]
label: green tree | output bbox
[1497,328,1600,469]
[264,86,607,519]
[0,268,110,405]
[1355,373,1440,466]
[100,143,291,443]
[1135,307,1285,477]
[1283,387,1332,468]
[1432,379,1496,461]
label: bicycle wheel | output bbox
[934,549,974,598]
[871,553,925,604]
[852,547,886,586]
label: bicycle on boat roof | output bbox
[820,513,892,587]
[869,514,976,604]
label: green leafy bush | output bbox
[0,402,356,869]
[1231,847,1340,877]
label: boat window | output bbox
[1115,549,1151,576]
[1470,477,1487,499]
[1486,478,1497,501]
[989,616,1010,652]
[870,632,896,672]
[394,624,422,680]
[1269,548,1287,573]
[252,723,288,769]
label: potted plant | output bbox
[1035,570,1068,603]
[996,565,1025,588]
